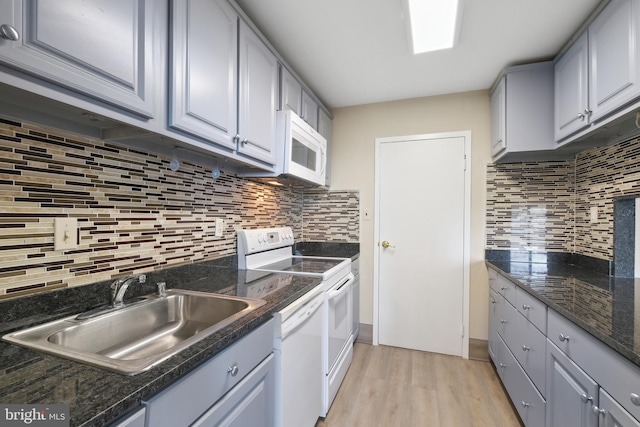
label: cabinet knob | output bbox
[241,138,249,145]
[499,363,507,368]
[631,393,640,406]
[233,134,240,143]
[522,345,530,351]
[592,405,606,416]
[521,401,530,408]
[559,333,570,342]
[584,109,592,116]
[500,286,507,291]
[522,304,531,310]
[490,299,496,304]
[227,363,239,377]
[500,319,507,324]
[580,394,593,404]
[578,112,585,120]
[0,24,19,41]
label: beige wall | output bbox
[329,90,492,340]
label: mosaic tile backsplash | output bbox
[0,118,359,300]
[487,135,640,262]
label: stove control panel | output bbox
[238,227,295,258]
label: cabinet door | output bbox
[301,90,319,130]
[238,20,278,165]
[546,341,598,427]
[598,388,640,427]
[170,0,237,149]
[554,32,589,141]
[281,67,302,115]
[192,355,274,427]
[588,0,640,122]
[0,0,154,118]
[490,77,506,157]
[318,109,332,187]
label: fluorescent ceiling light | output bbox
[404,0,461,54]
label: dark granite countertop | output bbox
[485,252,640,369]
[294,241,360,261]
[0,255,321,426]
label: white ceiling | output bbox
[236,0,603,109]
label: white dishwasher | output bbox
[273,283,324,427]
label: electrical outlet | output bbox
[215,218,224,237]
[54,217,78,250]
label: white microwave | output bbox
[279,110,327,186]
[237,110,327,186]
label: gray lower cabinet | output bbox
[488,267,640,427]
[109,407,146,427]
[141,319,274,427]
[0,0,155,118]
[546,340,599,427]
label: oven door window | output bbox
[327,276,353,370]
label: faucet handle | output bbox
[138,274,146,284]
[156,282,167,297]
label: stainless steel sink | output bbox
[2,289,266,375]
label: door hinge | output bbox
[461,325,465,337]
[463,155,467,171]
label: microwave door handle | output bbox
[319,143,327,176]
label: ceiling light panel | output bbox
[405,0,462,54]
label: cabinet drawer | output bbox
[503,301,547,396]
[488,288,502,363]
[143,319,274,427]
[516,287,547,333]
[496,336,546,427]
[548,309,640,421]
[493,273,517,305]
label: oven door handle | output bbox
[327,274,354,301]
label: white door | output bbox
[375,132,469,357]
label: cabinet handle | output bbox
[631,393,640,406]
[227,363,239,377]
[580,394,593,404]
[592,405,605,416]
[522,345,530,351]
[559,333,570,342]
[522,304,531,310]
[0,24,19,41]
[521,401,530,408]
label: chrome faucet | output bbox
[110,274,146,307]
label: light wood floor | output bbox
[316,342,524,427]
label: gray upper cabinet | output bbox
[301,90,319,129]
[555,0,640,142]
[318,109,332,187]
[281,66,319,129]
[490,62,555,163]
[169,0,238,150]
[554,32,589,141]
[281,67,302,115]
[490,76,506,158]
[237,19,278,165]
[0,0,155,118]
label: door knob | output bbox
[381,240,395,249]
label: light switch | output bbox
[54,217,78,250]
[215,218,224,237]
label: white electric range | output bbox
[238,227,354,420]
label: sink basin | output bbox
[2,289,266,375]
